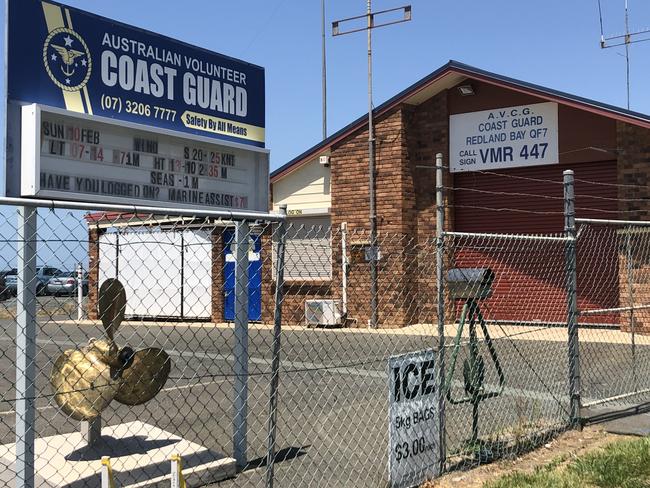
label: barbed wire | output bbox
[448,185,650,204]
[447,204,565,216]
[574,177,650,189]
[447,186,564,201]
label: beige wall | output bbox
[272,158,330,214]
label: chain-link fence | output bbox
[440,231,572,471]
[577,220,650,419]
[0,200,443,488]
[5,175,650,487]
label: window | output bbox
[275,216,331,280]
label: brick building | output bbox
[268,60,650,329]
[87,61,650,330]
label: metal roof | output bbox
[271,60,650,182]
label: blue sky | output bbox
[26,0,650,170]
[2,0,650,270]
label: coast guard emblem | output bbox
[42,27,92,92]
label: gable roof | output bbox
[271,59,650,182]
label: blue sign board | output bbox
[7,0,265,147]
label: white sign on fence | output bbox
[450,102,559,173]
[388,349,440,488]
[20,104,270,211]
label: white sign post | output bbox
[388,349,440,488]
[450,102,559,173]
[20,104,269,212]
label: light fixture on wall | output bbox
[458,84,475,96]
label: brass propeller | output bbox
[51,339,120,421]
[50,279,171,420]
[115,348,171,405]
[98,278,126,343]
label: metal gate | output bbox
[577,218,650,415]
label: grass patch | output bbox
[485,437,650,488]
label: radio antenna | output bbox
[599,0,650,109]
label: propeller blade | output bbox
[98,279,126,341]
[50,342,121,421]
[114,348,171,406]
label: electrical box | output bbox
[305,299,341,326]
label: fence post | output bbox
[266,205,287,488]
[77,262,84,321]
[16,206,37,488]
[435,153,447,474]
[625,230,638,392]
[233,220,250,469]
[563,170,581,427]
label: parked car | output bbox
[46,271,89,296]
[5,266,62,296]
[0,269,16,299]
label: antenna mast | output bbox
[599,0,650,109]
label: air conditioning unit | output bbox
[305,299,341,326]
[319,155,330,167]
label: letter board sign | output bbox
[450,102,559,173]
[388,349,441,488]
[21,104,269,211]
[5,0,269,210]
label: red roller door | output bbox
[453,161,618,325]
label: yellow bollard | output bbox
[170,453,187,488]
[101,456,116,488]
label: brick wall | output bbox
[617,121,650,333]
[260,229,275,323]
[406,92,452,324]
[210,227,226,323]
[264,91,454,329]
[324,97,453,328]
[329,108,409,327]
[87,227,101,320]
[618,122,650,219]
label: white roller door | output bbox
[182,230,212,319]
[98,228,211,319]
[98,232,117,282]
[119,231,181,317]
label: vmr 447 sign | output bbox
[388,350,441,488]
[449,102,559,173]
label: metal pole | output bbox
[16,205,37,488]
[625,0,631,109]
[625,229,638,391]
[563,170,581,427]
[80,416,101,447]
[321,0,327,139]
[76,262,83,321]
[233,220,250,469]
[0,195,286,222]
[367,0,378,329]
[266,205,287,488]
[435,153,446,474]
[341,222,348,317]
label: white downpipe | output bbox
[341,222,348,317]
